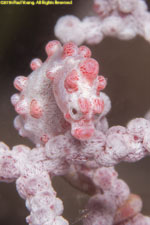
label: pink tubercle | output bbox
[79,58,99,83]
[15,100,28,115]
[40,134,50,144]
[64,70,79,93]
[64,112,71,121]
[97,76,107,94]
[93,98,104,114]
[14,76,28,92]
[45,40,61,57]
[78,46,92,58]
[63,42,78,58]
[11,93,20,106]
[30,99,43,119]
[72,127,94,140]
[46,70,54,81]
[78,98,91,114]
[30,58,42,71]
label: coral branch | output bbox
[55,0,150,45]
[0,142,28,182]
[17,173,68,225]
[0,141,70,225]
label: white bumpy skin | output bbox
[12,41,69,146]
[11,41,107,144]
[55,0,150,45]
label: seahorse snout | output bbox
[71,119,95,140]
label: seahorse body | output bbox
[11,41,106,144]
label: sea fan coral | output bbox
[1,1,150,225]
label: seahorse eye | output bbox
[69,107,82,121]
[72,108,77,115]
